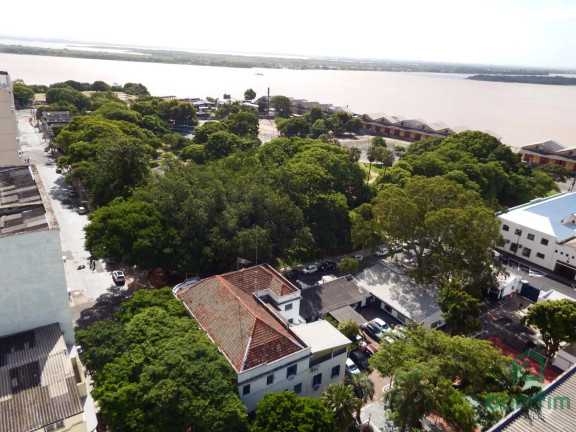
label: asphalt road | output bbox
[16,110,125,325]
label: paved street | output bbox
[16,110,126,328]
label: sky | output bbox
[3,0,576,69]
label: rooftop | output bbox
[0,323,83,432]
[521,140,567,152]
[299,275,370,321]
[356,262,441,323]
[177,264,306,373]
[498,193,576,242]
[0,166,57,237]
[291,320,351,354]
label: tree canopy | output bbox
[76,289,248,432]
[521,299,576,359]
[251,392,336,432]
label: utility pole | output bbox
[267,87,270,118]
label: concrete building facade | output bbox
[497,193,576,282]
[0,71,21,165]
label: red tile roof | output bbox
[178,265,305,372]
[221,265,298,298]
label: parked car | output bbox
[55,167,62,174]
[77,206,87,215]
[349,350,370,370]
[351,254,363,261]
[403,253,416,265]
[112,270,125,284]
[68,189,77,197]
[301,264,318,275]
[374,247,389,257]
[318,261,337,271]
[371,318,390,332]
[283,269,298,279]
[345,358,360,375]
[362,323,383,341]
[362,344,378,357]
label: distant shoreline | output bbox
[1,44,571,76]
[468,74,576,85]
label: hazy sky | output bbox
[3,0,576,69]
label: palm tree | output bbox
[322,383,359,432]
[366,146,377,185]
[345,372,375,422]
[384,367,436,432]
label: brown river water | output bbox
[2,52,575,148]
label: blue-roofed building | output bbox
[497,192,576,281]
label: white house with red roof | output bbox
[176,264,351,412]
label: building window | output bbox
[541,239,549,246]
[510,243,518,253]
[312,373,322,388]
[522,248,531,258]
[242,384,250,395]
[502,224,509,231]
[294,383,302,394]
[287,364,297,379]
[536,253,545,259]
[331,365,340,378]
[285,303,293,311]
[514,229,522,236]
[527,233,535,241]
[267,375,274,385]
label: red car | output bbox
[363,344,378,357]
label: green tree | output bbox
[337,257,360,275]
[310,119,329,138]
[371,136,387,147]
[140,114,170,137]
[86,307,247,432]
[244,88,256,100]
[193,121,227,143]
[346,117,362,134]
[304,105,325,124]
[384,366,436,431]
[84,200,179,269]
[251,392,336,432]
[350,203,384,253]
[322,383,358,432]
[93,101,142,123]
[115,287,188,323]
[84,136,154,206]
[91,80,111,91]
[521,299,576,360]
[204,130,243,160]
[372,176,502,287]
[534,164,573,183]
[46,86,90,111]
[272,95,292,118]
[180,144,206,164]
[345,372,375,422]
[226,111,259,136]
[336,319,359,343]
[123,82,149,95]
[12,84,35,108]
[366,146,378,185]
[276,117,310,137]
[437,280,481,335]
[376,148,395,175]
[347,146,361,162]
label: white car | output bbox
[374,247,388,257]
[302,265,318,275]
[77,206,87,215]
[371,318,390,332]
[352,254,363,261]
[346,358,360,375]
[112,270,125,283]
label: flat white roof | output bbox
[356,262,441,323]
[291,320,351,353]
[498,193,576,242]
